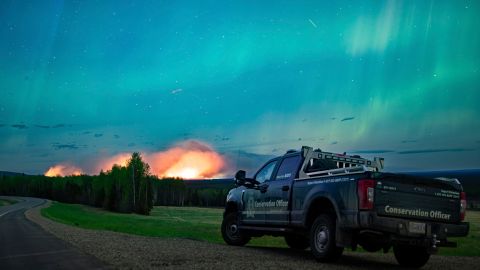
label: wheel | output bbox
[284,235,310,250]
[309,214,344,262]
[393,245,430,268]
[221,212,250,246]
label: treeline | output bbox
[0,153,234,214]
[153,179,233,207]
[0,152,152,215]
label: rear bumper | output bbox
[359,211,469,239]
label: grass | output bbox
[439,210,480,256]
[41,202,479,256]
[0,198,18,206]
[41,202,286,247]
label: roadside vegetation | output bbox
[42,202,479,256]
[42,202,286,247]
[0,198,18,206]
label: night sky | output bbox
[1,1,479,176]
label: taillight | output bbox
[358,179,375,210]
[460,192,467,221]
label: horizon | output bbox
[2,167,480,180]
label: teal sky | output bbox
[1,0,479,175]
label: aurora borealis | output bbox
[1,1,479,176]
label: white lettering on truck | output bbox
[384,205,451,221]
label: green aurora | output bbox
[0,0,479,174]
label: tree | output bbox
[92,173,105,207]
[127,152,153,215]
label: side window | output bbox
[255,161,278,183]
[274,156,301,181]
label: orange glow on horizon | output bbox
[146,141,225,179]
[44,164,83,177]
[44,140,226,179]
[96,153,131,173]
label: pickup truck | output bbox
[221,146,469,268]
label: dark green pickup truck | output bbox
[221,146,469,268]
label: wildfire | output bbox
[96,153,131,173]
[44,164,83,177]
[146,140,225,179]
[44,140,226,179]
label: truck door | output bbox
[241,159,279,225]
[264,155,302,226]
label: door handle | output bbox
[259,184,269,193]
[282,185,290,191]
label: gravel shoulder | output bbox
[26,201,480,270]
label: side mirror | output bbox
[234,170,246,186]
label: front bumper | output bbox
[359,211,469,239]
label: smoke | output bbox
[145,140,226,179]
[95,153,131,173]
[45,164,84,177]
[43,140,227,179]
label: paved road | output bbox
[0,196,106,270]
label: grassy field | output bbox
[41,202,286,247]
[0,198,18,206]
[42,202,479,256]
[441,210,480,256]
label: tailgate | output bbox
[374,175,461,223]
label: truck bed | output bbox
[374,173,462,223]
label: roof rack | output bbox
[298,146,385,179]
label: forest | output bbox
[0,153,234,215]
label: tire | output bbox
[309,214,344,262]
[393,245,430,268]
[221,212,250,246]
[284,235,310,250]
